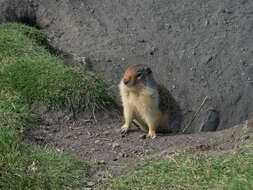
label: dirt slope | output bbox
[37,0,253,132]
[1,0,253,132]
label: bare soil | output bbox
[2,0,253,132]
[24,105,253,180]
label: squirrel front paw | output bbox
[120,125,129,135]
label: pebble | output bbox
[103,131,110,135]
[201,55,212,64]
[118,152,123,157]
[86,182,95,187]
[205,20,209,26]
[112,142,120,150]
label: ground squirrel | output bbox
[119,64,181,138]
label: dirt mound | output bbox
[25,105,253,179]
[1,0,253,132]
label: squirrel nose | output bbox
[124,79,129,85]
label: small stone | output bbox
[77,131,82,135]
[165,23,172,30]
[201,55,212,64]
[118,152,123,157]
[86,182,95,187]
[103,131,110,135]
[205,20,209,26]
[95,140,100,144]
[112,142,120,150]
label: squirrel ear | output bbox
[146,67,152,74]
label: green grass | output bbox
[97,143,253,190]
[0,23,114,111]
[0,23,115,189]
[0,88,89,190]
[0,127,89,190]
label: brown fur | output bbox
[119,64,181,138]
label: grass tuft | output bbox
[0,22,114,112]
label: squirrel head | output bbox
[122,64,152,88]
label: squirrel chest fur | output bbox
[119,64,181,138]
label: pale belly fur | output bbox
[128,87,169,132]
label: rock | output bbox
[112,142,120,150]
[94,140,100,144]
[200,108,220,132]
[118,152,123,157]
[205,19,209,26]
[103,131,110,135]
[201,55,212,64]
[86,182,95,187]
